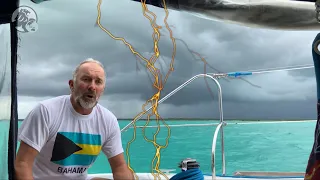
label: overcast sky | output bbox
[0,0,319,120]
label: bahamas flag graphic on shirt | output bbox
[50,132,101,168]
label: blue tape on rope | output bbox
[227,72,253,77]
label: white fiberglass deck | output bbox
[88,172,304,180]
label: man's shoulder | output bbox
[39,95,70,107]
[96,104,117,122]
[34,95,70,115]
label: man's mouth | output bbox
[85,94,95,99]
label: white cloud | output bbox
[17,95,55,118]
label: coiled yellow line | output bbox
[96,0,175,179]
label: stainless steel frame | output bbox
[120,73,226,179]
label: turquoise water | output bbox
[1,120,316,176]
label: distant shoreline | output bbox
[17,118,316,121]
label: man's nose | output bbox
[88,81,97,91]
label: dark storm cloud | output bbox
[159,99,318,120]
[288,67,315,78]
[169,12,318,69]
[12,0,320,119]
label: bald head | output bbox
[72,58,106,84]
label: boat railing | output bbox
[211,121,226,179]
[120,73,226,179]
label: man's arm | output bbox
[101,114,134,179]
[14,141,39,180]
[14,103,50,180]
[108,153,134,180]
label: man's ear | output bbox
[69,80,74,91]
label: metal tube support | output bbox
[211,123,223,180]
[121,74,221,132]
[211,77,226,176]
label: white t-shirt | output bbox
[18,95,124,180]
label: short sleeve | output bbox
[102,117,124,159]
[18,103,50,152]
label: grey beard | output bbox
[75,94,98,109]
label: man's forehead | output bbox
[79,63,104,72]
[78,63,105,77]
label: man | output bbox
[14,58,134,180]
[305,33,320,180]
